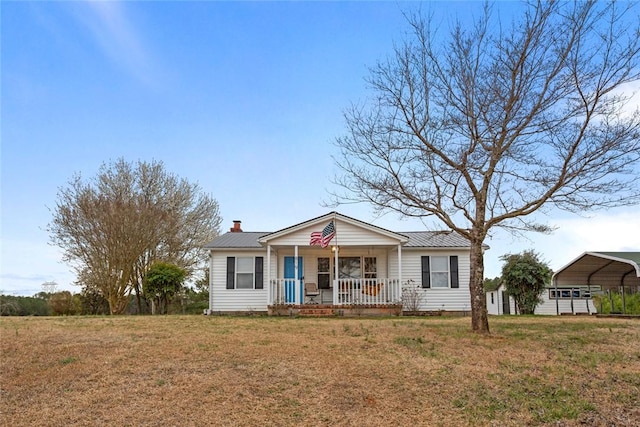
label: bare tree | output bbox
[49,159,221,314]
[332,1,640,333]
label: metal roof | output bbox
[402,231,471,248]
[205,229,471,249]
[592,252,640,266]
[204,232,269,249]
[553,251,640,288]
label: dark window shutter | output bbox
[450,256,459,288]
[226,257,235,289]
[421,256,430,288]
[255,257,264,289]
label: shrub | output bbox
[49,291,79,316]
[593,291,640,315]
[402,279,425,312]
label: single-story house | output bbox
[204,212,474,315]
[486,251,640,315]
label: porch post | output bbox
[294,245,300,304]
[554,277,559,316]
[266,244,271,306]
[208,250,214,314]
[334,246,339,305]
[398,244,402,301]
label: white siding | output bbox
[210,250,269,312]
[486,291,500,315]
[486,285,597,315]
[267,218,402,247]
[390,249,472,312]
[209,228,472,312]
[485,287,516,315]
[535,295,597,315]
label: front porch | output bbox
[259,213,410,311]
[268,278,403,307]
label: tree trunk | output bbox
[133,282,144,314]
[162,296,168,315]
[469,238,490,333]
[107,289,119,315]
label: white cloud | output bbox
[0,239,77,296]
[555,212,640,249]
[611,80,639,118]
[70,2,162,89]
[484,210,640,277]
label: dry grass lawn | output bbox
[1,315,639,426]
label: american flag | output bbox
[310,221,335,248]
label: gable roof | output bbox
[257,211,409,244]
[204,211,473,250]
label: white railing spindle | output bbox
[269,278,401,306]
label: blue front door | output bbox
[284,256,303,303]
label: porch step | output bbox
[298,307,335,317]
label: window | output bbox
[364,257,377,279]
[318,257,331,289]
[319,256,377,287]
[431,256,449,288]
[338,257,361,279]
[421,256,459,289]
[549,288,594,299]
[236,257,254,289]
[491,293,495,304]
[226,257,263,289]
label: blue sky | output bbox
[2,1,639,296]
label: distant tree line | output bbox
[0,293,52,316]
[0,280,210,316]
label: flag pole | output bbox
[333,212,338,248]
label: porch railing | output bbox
[269,279,304,305]
[333,278,401,306]
[269,278,401,306]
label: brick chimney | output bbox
[230,220,242,233]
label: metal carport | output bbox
[552,252,640,315]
